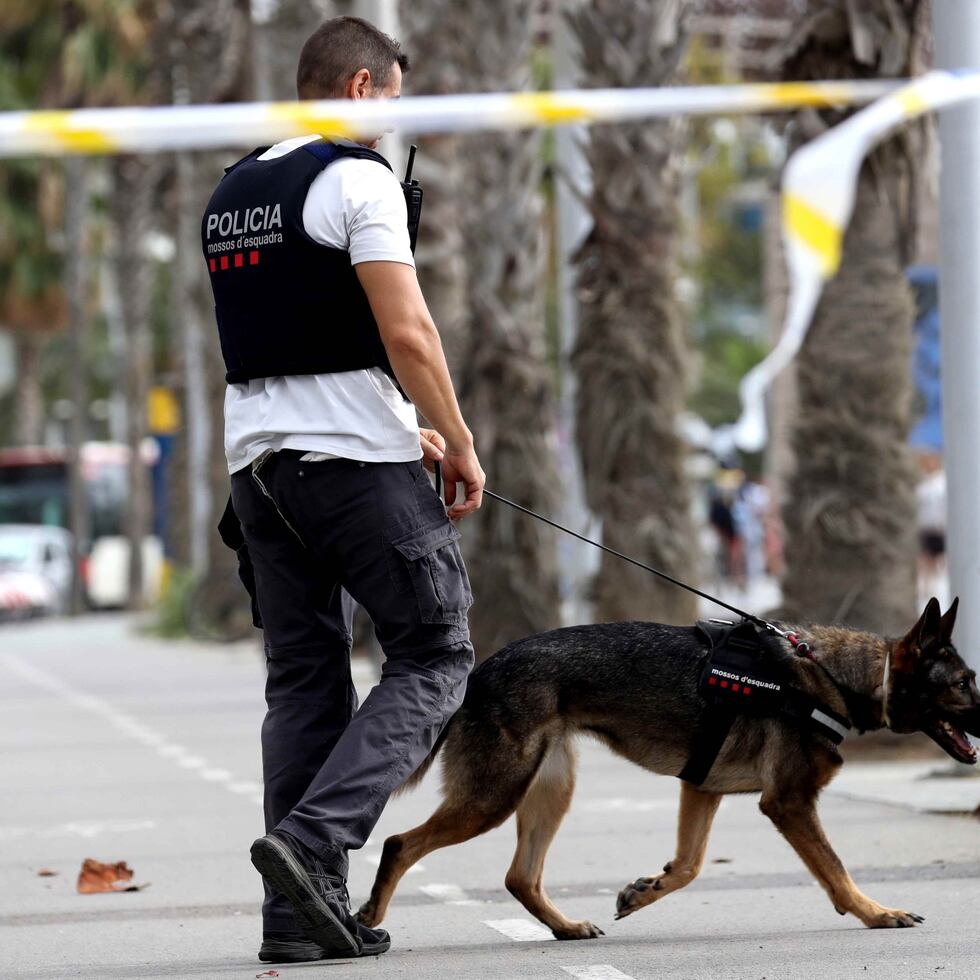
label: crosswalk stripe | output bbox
[482,918,555,942]
[419,882,481,905]
[561,967,638,980]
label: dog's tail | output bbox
[395,718,454,796]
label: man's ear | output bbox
[347,67,372,100]
[940,596,959,646]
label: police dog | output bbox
[357,597,978,938]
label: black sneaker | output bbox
[250,831,389,958]
[258,925,391,963]
[258,932,328,963]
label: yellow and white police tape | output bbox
[0,81,900,158]
[730,69,980,452]
[2,73,979,453]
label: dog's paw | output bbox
[614,875,663,919]
[553,920,604,940]
[864,906,925,929]
[356,900,380,927]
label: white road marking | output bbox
[200,768,232,782]
[0,654,262,807]
[482,918,555,942]
[363,853,425,874]
[562,967,638,980]
[580,797,675,813]
[229,781,263,795]
[0,819,157,841]
[419,882,481,905]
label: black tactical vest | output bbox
[202,139,395,384]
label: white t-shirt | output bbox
[223,135,422,474]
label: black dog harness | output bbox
[678,620,851,786]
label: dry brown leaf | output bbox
[76,858,149,894]
[36,868,58,877]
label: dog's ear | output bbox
[897,597,943,668]
[940,596,959,646]
[916,597,943,651]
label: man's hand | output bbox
[355,261,482,518]
[440,443,485,521]
[419,427,445,473]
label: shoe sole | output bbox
[258,941,329,963]
[355,935,391,957]
[250,836,360,958]
[258,937,390,963]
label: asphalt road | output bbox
[1,615,978,980]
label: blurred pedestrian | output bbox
[708,469,744,585]
[916,454,947,604]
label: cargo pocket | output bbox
[218,494,263,629]
[391,521,473,626]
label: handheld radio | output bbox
[402,144,423,254]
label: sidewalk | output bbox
[829,760,980,815]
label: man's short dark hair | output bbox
[297,16,410,99]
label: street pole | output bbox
[552,0,598,626]
[356,0,404,177]
[933,1,980,671]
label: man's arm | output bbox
[356,260,484,519]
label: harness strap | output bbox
[678,620,852,786]
[678,708,737,785]
[780,690,850,745]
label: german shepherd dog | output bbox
[357,597,978,938]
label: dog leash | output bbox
[484,487,778,629]
[433,459,784,636]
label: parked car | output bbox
[0,444,164,609]
[0,524,73,620]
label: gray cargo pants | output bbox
[229,451,475,934]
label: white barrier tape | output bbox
[731,69,980,452]
[0,81,903,158]
[4,73,976,460]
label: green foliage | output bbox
[695,156,764,314]
[0,1,152,334]
[690,326,768,428]
[146,565,196,638]
[0,1,151,109]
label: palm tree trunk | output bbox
[775,2,924,635]
[168,0,254,628]
[456,0,561,657]
[170,150,212,576]
[11,331,44,446]
[64,157,91,615]
[397,2,468,377]
[254,0,334,101]
[780,165,918,634]
[112,155,158,610]
[569,0,698,625]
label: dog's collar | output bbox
[785,629,813,659]
[784,629,878,734]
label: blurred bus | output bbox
[0,442,162,607]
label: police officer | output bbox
[202,16,484,964]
